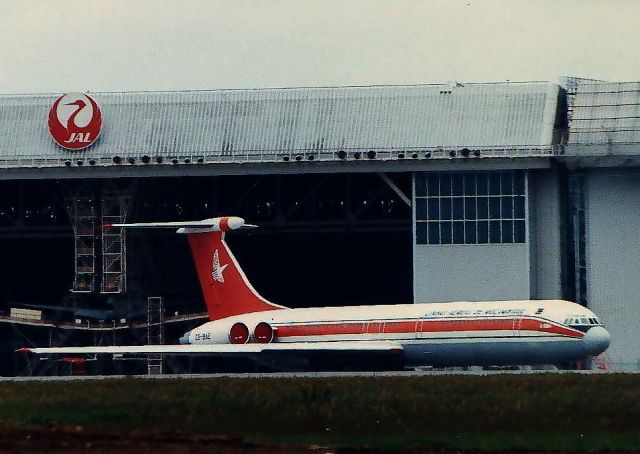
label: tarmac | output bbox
[1,368,633,381]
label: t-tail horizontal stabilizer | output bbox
[102,216,257,233]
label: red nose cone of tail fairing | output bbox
[219,216,246,231]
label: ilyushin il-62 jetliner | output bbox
[19,217,611,369]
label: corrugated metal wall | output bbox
[413,243,531,302]
[0,83,559,159]
[583,169,640,370]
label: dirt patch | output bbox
[0,426,634,454]
[0,426,302,453]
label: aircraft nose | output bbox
[583,326,611,356]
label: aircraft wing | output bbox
[17,341,403,356]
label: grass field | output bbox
[1,374,639,450]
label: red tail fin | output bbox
[187,231,285,320]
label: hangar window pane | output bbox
[464,174,476,195]
[501,220,513,243]
[427,198,439,219]
[453,221,464,243]
[477,197,488,218]
[465,221,477,243]
[477,175,488,195]
[441,222,452,244]
[489,174,501,195]
[416,174,427,197]
[501,173,513,194]
[427,176,439,196]
[428,222,440,244]
[514,196,525,218]
[514,172,525,194]
[514,220,526,243]
[489,197,501,218]
[452,198,464,220]
[489,221,501,243]
[452,175,464,196]
[501,197,513,218]
[417,222,428,243]
[441,198,452,220]
[417,198,427,219]
[415,171,527,245]
[465,198,476,219]
[478,221,489,243]
[440,174,452,196]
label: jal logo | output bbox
[48,93,102,150]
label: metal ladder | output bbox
[147,296,164,375]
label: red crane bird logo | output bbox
[48,93,102,150]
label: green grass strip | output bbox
[1,374,639,450]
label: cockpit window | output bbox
[564,315,602,331]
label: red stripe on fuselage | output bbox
[518,318,583,338]
[274,317,584,339]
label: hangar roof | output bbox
[0,82,560,167]
[568,81,640,144]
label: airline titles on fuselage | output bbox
[423,308,526,318]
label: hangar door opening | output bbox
[126,173,413,315]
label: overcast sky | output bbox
[1,0,639,94]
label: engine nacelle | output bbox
[253,322,275,343]
[229,322,250,344]
[188,319,274,345]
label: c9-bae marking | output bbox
[18,217,611,368]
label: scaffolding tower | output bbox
[100,195,130,294]
[70,198,96,293]
[147,296,164,375]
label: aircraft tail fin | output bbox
[105,216,285,320]
[185,229,285,320]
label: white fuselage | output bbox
[182,300,611,366]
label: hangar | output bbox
[0,79,638,374]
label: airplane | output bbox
[18,216,611,369]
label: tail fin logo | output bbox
[212,249,228,283]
